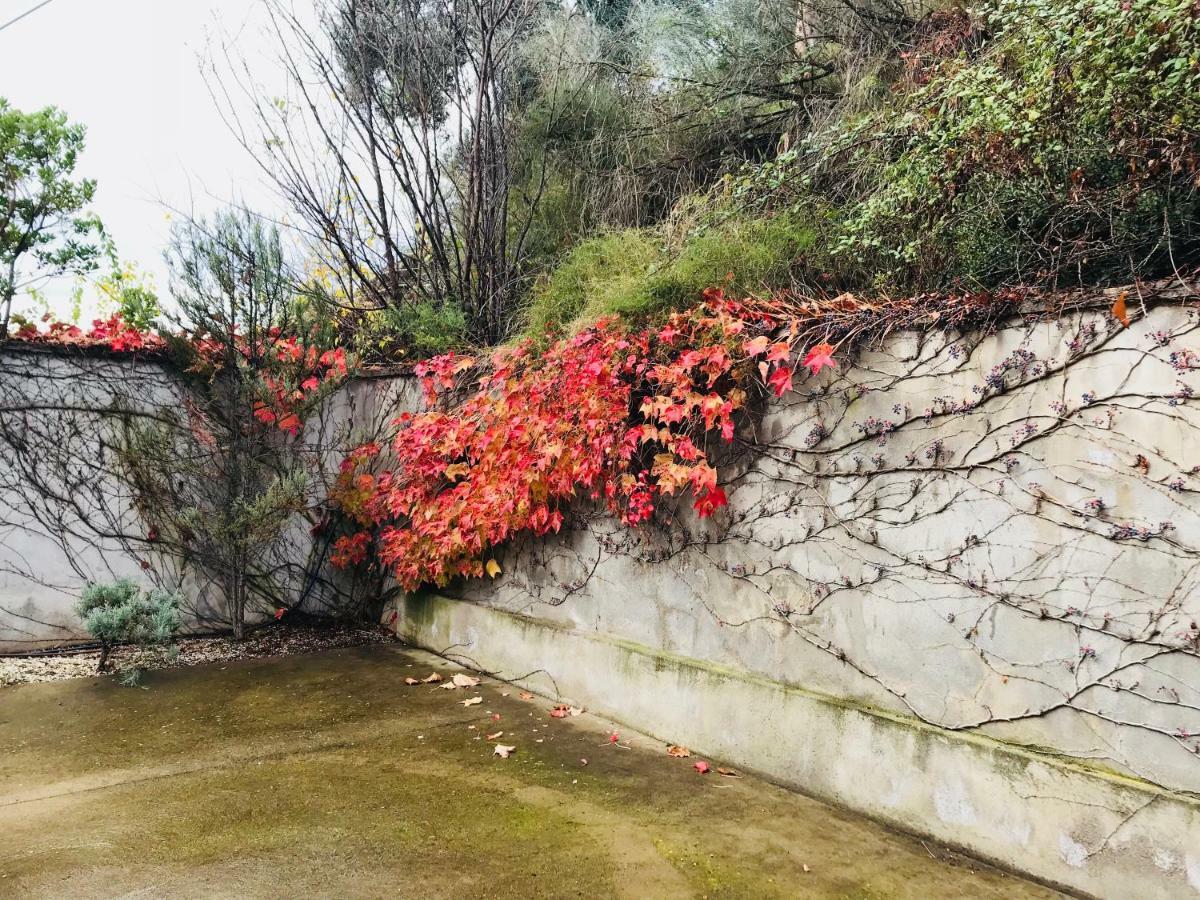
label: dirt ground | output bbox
[0,643,1066,899]
[0,624,390,686]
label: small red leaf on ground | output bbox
[694,761,710,774]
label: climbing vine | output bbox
[331,290,837,589]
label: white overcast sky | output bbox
[0,0,303,317]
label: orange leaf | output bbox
[1111,292,1130,327]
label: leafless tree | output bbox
[213,0,548,344]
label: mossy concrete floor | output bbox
[0,644,1066,899]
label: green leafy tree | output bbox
[0,99,104,338]
[75,579,182,676]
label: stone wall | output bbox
[388,299,1200,897]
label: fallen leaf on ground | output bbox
[569,706,583,716]
[421,673,443,684]
[491,713,501,720]
[493,744,516,758]
[609,733,619,743]
[461,696,483,707]
[519,691,534,700]
[549,704,571,718]
[486,731,504,740]
[580,758,589,766]
[694,761,710,774]
[453,673,482,688]
[667,745,691,758]
[717,767,741,777]
[803,865,811,873]
[404,677,420,686]
[439,681,459,689]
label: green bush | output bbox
[523,231,661,336]
[522,214,815,335]
[376,301,468,357]
[637,216,815,315]
[742,0,1200,292]
[75,579,182,678]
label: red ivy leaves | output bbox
[12,315,351,440]
[10,315,166,353]
[331,295,840,591]
[767,366,794,397]
[803,342,838,375]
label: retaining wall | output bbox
[387,300,1200,898]
[6,298,1200,895]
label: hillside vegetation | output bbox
[522,0,1200,339]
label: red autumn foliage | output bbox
[247,342,349,437]
[331,290,840,590]
[9,314,167,353]
[9,316,351,439]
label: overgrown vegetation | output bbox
[216,0,920,354]
[745,0,1200,293]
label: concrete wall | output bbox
[0,344,419,650]
[6,300,1200,894]
[385,301,1200,897]
[0,347,193,649]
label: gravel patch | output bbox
[0,625,394,686]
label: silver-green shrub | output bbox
[75,579,182,677]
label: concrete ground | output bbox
[0,643,1065,899]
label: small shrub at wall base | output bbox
[74,579,182,680]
